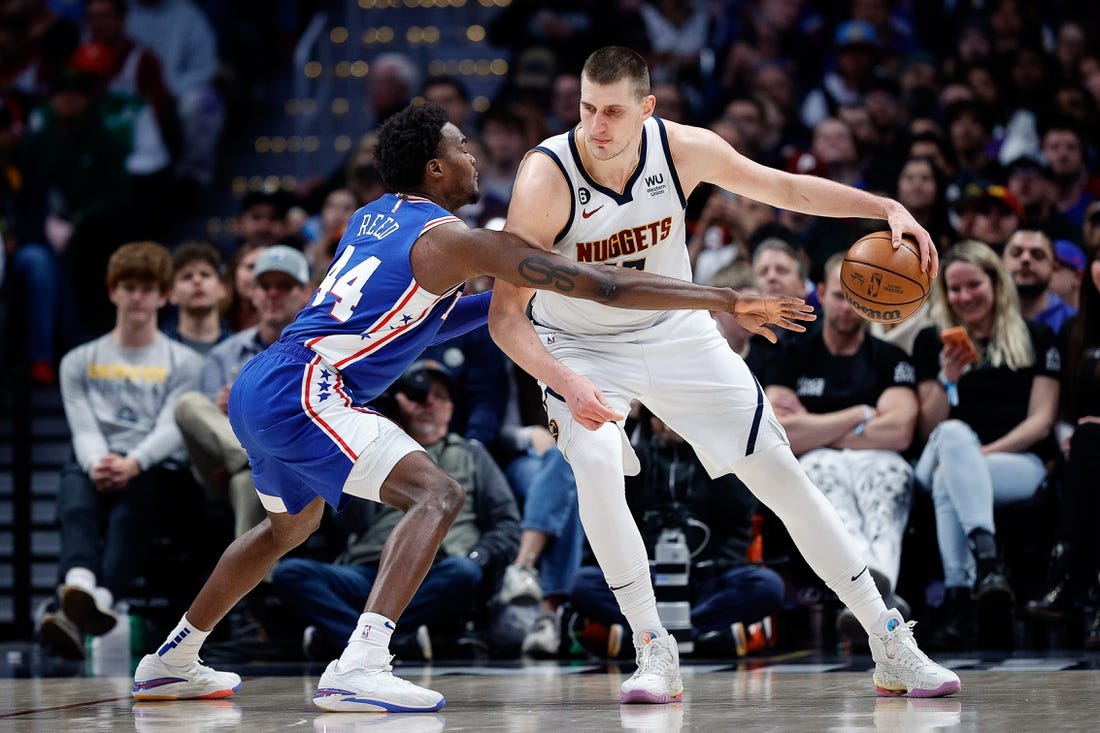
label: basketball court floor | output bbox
[2,646,1099,731]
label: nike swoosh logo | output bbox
[851,566,868,583]
[609,582,631,591]
[581,205,604,218]
[384,621,396,631]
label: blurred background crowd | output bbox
[2,0,1099,667]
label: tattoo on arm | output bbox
[519,256,580,292]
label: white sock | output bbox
[339,612,395,669]
[64,567,96,592]
[604,563,666,646]
[826,562,888,634]
[156,613,211,666]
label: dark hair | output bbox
[725,95,766,122]
[238,189,290,218]
[221,242,265,331]
[1039,116,1088,149]
[172,240,223,277]
[1067,241,1100,418]
[478,104,526,136]
[375,102,449,192]
[898,155,954,251]
[908,130,958,172]
[421,75,469,103]
[86,0,128,15]
[944,99,995,132]
[582,46,650,100]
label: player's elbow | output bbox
[588,268,622,304]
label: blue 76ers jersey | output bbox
[279,193,464,402]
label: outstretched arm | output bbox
[669,122,939,279]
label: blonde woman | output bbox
[912,240,1061,650]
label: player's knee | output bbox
[406,474,466,520]
[268,505,324,552]
[561,435,620,475]
[431,475,466,519]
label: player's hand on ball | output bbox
[731,294,816,344]
[884,200,938,279]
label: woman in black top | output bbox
[912,240,1061,648]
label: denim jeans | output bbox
[506,447,583,596]
[10,243,60,363]
[271,555,482,649]
[56,461,196,598]
[568,563,786,635]
[915,419,1047,588]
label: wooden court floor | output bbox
[2,648,1100,731]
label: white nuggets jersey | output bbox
[528,116,691,336]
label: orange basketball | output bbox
[840,231,931,324]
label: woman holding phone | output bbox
[911,240,1061,650]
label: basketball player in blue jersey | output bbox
[491,46,961,703]
[132,102,815,712]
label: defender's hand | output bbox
[731,294,816,344]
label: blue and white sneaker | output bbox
[313,648,445,713]
[131,653,242,700]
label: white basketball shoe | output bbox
[131,653,242,700]
[313,647,445,713]
[620,633,684,704]
[869,608,961,698]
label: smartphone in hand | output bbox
[939,326,979,366]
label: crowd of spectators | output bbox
[9,0,1100,661]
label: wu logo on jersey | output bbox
[644,173,667,197]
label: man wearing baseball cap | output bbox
[175,245,314,539]
[1006,154,1080,245]
[1052,239,1086,310]
[958,183,1021,253]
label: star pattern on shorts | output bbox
[317,368,332,401]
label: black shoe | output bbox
[201,621,297,663]
[692,628,734,659]
[38,611,86,660]
[302,625,340,661]
[59,584,117,637]
[975,572,1015,650]
[975,570,1015,605]
[924,587,975,652]
[835,608,866,649]
[1024,578,1071,620]
[1084,607,1100,650]
[865,568,912,619]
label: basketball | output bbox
[840,231,931,324]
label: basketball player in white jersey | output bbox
[490,46,960,702]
